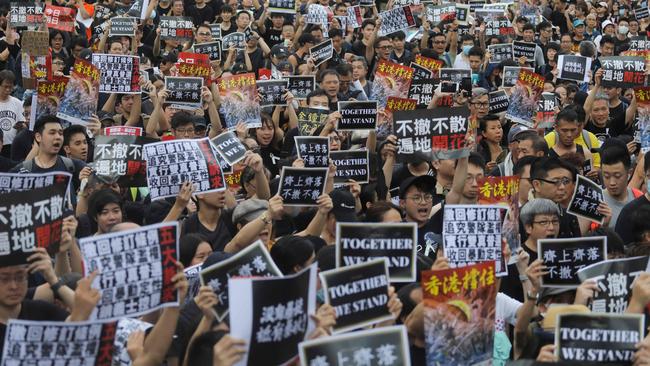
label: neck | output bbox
[609,188,628,202]
[321,229,335,244]
[36,152,58,168]
[198,207,221,229]
[524,238,538,253]
[0,303,21,324]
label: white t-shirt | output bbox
[0,96,25,145]
[495,292,521,332]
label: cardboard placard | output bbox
[194,41,222,61]
[600,56,647,88]
[378,5,416,36]
[92,54,141,94]
[329,149,370,184]
[337,101,377,131]
[164,76,204,109]
[21,31,50,57]
[309,39,334,67]
[109,17,137,37]
[512,41,537,63]
[567,175,606,224]
[488,90,509,114]
[538,236,607,287]
[212,131,248,165]
[159,16,194,42]
[295,136,329,168]
[277,167,328,206]
[557,54,591,83]
[218,73,261,129]
[257,79,289,106]
[285,75,315,100]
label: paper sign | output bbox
[277,167,328,206]
[538,236,607,288]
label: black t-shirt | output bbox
[0,300,69,355]
[615,195,650,245]
[262,24,283,48]
[416,217,442,262]
[181,211,235,251]
[584,120,610,143]
[247,48,265,78]
[260,144,282,177]
[609,100,633,137]
[188,5,215,26]
[500,243,538,302]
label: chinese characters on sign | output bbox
[218,73,261,129]
[538,236,607,287]
[295,136,329,168]
[557,55,591,83]
[285,76,315,100]
[9,2,44,27]
[600,56,647,88]
[159,16,194,42]
[92,54,141,94]
[57,59,100,125]
[567,175,606,224]
[297,106,329,136]
[164,76,204,109]
[378,5,416,36]
[505,68,544,127]
[277,167,328,206]
[257,79,288,107]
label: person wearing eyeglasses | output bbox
[194,24,213,44]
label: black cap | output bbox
[271,44,290,59]
[329,189,357,223]
[79,48,93,62]
[399,175,437,199]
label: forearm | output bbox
[182,316,214,366]
[153,35,161,57]
[445,156,467,204]
[147,104,162,137]
[140,308,180,365]
[514,300,536,359]
[584,84,600,116]
[626,97,637,126]
[207,102,223,139]
[126,96,142,126]
[54,251,72,277]
[98,32,109,53]
[163,203,185,222]
[102,93,117,114]
[297,211,327,237]
[366,131,376,152]
[224,215,267,253]
[254,171,271,200]
[382,156,395,193]
[287,103,298,130]
[69,241,84,274]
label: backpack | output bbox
[554,129,593,152]
[20,156,75,174]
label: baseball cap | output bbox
[79,48,93,62]
[277,61,293,72]
[541,304,590,331]
[232,199,269,225]
[271,44,290,59]
[96,110,115,123]
[602,20,614,31]
[573,19,585,28]
[507,124,529,144]
[399,175,437,199]
[597,1,608,8]
[329,189,357,223]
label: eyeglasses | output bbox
[532,219,560,227]
[377,45,393,50]
[175,128,195,134]
[537,177,571,186]
[520,176,531,181]
[472,102,489,108]
[406,194,434,203]
[198,32,211,36]
[0,272,28,285]
[434,40,446,44]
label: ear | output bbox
[399,199,405,210]
[34,132,42,144]
[63,145,71,155]
[524,223,533,236]
[532,179,541,193]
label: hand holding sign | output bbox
[70,271,101,322]
[213,335,247,366]
[196,285,219,320]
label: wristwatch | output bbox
[526,291,539,302]
[50,279,65,298]
[519,274,529,282]
[259,212,272,225]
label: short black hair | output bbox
[335,63,352,77]
[318,68,339,83]
[306,88,329,105]
[34,115,61,135]
[0,70,16,86]
[516,130,549,155]
[328,27,343,38]
[389,30,406,41]
[530,156,574,181]
[63,125,87,147]
[88,188,124,221]
[298,33,316,46]
[514,155,537,176]
[171,111,194,129]
[468,152,486,171]
[601,35,616,47]
[468,46,484,58]
[479,114,500,132]
[556,107,579,125]
[600,139,631,169]
[522,23,535,32]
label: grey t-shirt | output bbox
[603,188,636,228]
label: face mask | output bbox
[619,25,629,34]
[463,45,472,55]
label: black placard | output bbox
[336,222,417,282]
[164,76,204,108]
[329,150,369,184]
[488,43,513,64]
[159,16,194,42]
[578,256,650,314]
[501,66,533,88]
[319,259,392,333]
[567,175,605,224]
[557,55,590,83]
[295,136,329,168]
[194,41,222,61]
[337,101,378,131]
[635,5,650,19]
[209,23,222,39]
[538,236,607,287]
[285,76,315,100]
[556,313,644,364]
[299,325,411,366]
[268,0,296,13]
[110,17,136,36]
[222,32,246,50]
[278,167,328,206]
[536,92,558,128]
[488,90,509,114]
[257,79,288,106]
[9,2,44,27]
[200,240,282,321]
[411,62,433,80]
[439,68,471,84]
[212,131,247,165]
[600,56,647,88]
[513,41,536,62]
[297,107,329,136]
[93,135,154,187]
[310,39,334,67]
[629,36,650,51]
[408,80,436,108]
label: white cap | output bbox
[598,1,608,8]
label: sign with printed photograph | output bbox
[92,54,141,94]
[218,73,261,129]
[32,77,68,129]
[538,236,607,287]
[337,101,377,131]
[57,59,100,125]
[278,167,328,206]
[501,66,533,88]
[557,55,591,83]
[505,68,544,127]
[285,76,315,100]
[319,258,392,333]
[371,60,414,138]
[200,240,282,321]
[567,175,605,224]
[336,222,417,282]
[212,131,247,165]
[329,149,369,184]
[295,136,329,167]
[79,222,180,320]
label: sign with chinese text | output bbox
[31,77,68,130]
[295,136,329,168]
[536,92,558,129]
[92,54,141,94]
[538,236,607,287]
[104,126,143,136]
[92,135,152,187]
[222,32,246,50]
[21,31,50,57]
[268,0,296,13]
[285,76,315,100]
[177,52,211,85]
[488,43,513,64]
[257,79,288,107]
[159,16,194,42]
[505,68,544,127]
[439,68,471,84]
[297,106,328,136]
[57,59,100,125]
[164,76,203,109]
[9,2,44,27]
[411,62,433,80]
[278,167,328,206]
[600,56,647,88]
[377,5,416,36]
[218,73,261,129]
[44,4,76,32]
[408,80,435,109]
[194,41,222,61]
[557,55,591,83]
[567,175,605,224]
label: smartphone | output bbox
[441,82,459,93]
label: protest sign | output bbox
[629,36,650,51]
[225,165,244,192]
[222,32,246,50]
[9,2,44,27]
[469,0,486,11]
[408,80,435,108]
[488,43,513,64]
[443,205,507,276]
[209,23,222,39]
[635,87,650,154]
[212,131,247,165]
[337,101,377,131]
[505,68,544,127]
[383,97,418,131]
[295,136,329,168]
[257,79,288,106]
[319,258,391,333]
[371,60,414,137]
[104,126,143,136]
[229,264,317,366]
[414,54,443,74]
[567,175,606,224]
[80,222,180,320]
[501,66,533,88]
[0,172,71,195]
[557,55,591,83]
[555,313,644,363]
[185,263,203,300]
[309,39,334,67]
[512,41,537,62]
[164,76,203,109]
[411,62,434,80]
[456,4,470,25]
[159,16,194,42]
[578,256,650,313]
[439,68,471,84]
[346,5,363,28]
[143,138,226,200]
[218,73,261,129]
[477,176,520,258]
[336,222,417,282]
[0,320,118,365]
[200,240,282,321]
[538,236,607,287]
[194,41,222,61]
[285,75,315,100]
[299,325,410,366]
[422,261,497,365]
[378,5,416,36]
[268,0,296,13]
[489,90,509,114]
[536,92,558,128]
[31,77,69,129]
[278,167,328,206]
[635,6,650,20]
[306,4,330,27]
[329,150,369,184]
[57,59,100,125]
[600,56,647,88]
[92,54,141,94]
[425,3,455,24]
[477,9,514,37]
[393,106,471,160]
[93,135,152,186]
[113,318,153,366]
[20,31,49,57]
[109,17,136,36]
[44,4,76,32]
[297,106,329,136]
[177,52,211,85]
[21,52,51,90]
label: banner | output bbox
[92,135,152,186]
[194,41,222,61]
[229,264,318,366]
[488,43,513,64]
[212,131,247,165]
[600,56,647,88]
[538,236,607,287]
[422,261,497,366]
[218,73,261,129]
[0,172,71,194]
[285,76,315,100]
[297,106,328,136]
[377,5,416,36]
[555,313,644,363]
[567,175,606,224]
[309,39,333,67]
[337,101,377,131]
[329,149,369,184]
[200,240,282,321]
[557,55,591,83]
[505,68,544,127]
[143,137,226,200]
[57,59,100,125]
[165,76,203,109]
[336,222,417,282]
[79,222,180,320]
[295,136,329,167]
[278,167,328,206]
[257,79,288,106]
[159,16,194,42]
[9,2,44,27]
[299,326,411,365]
[44,4,76,32]
[488,90,509,114]
[92,54,141,94]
